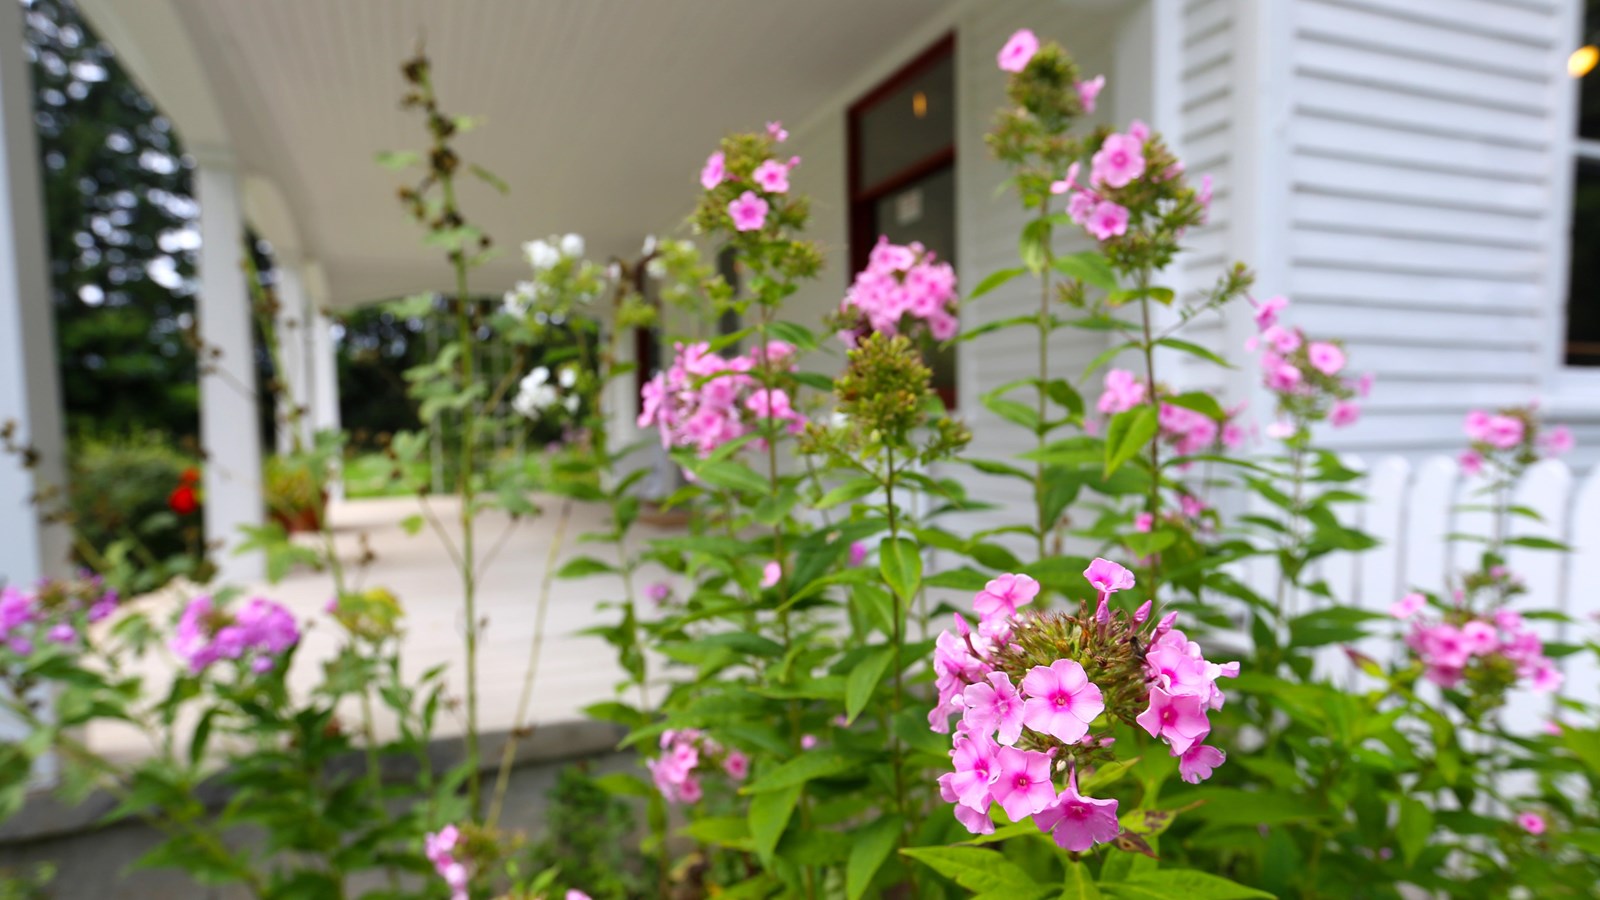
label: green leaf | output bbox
[694,460,770,495]
[1080,756,1140,793]
[1052,250,1119,291]
[1155,337,1233,369]
[1060,861,1102,899]
[1104,406,1158,476]
[879,537,922,603]
[1103,870,1272,900]
[1020,218,1052,273]
[399,514,424,536]
[1163,391,1225,421]
[742,751,862,794]
[1287,607,1383,649]
[768,320,821,351]
[845,646,896,724]
[846,815,903,900]
[970,266,1028,299]
[749,785,800,861]
[555,556,618,579]
[1396,796,1432,867]
[817,476,880,510]
[375,149,420,170]
[469,163,510,194]
[1505,535,1570,551]
[682,815,754,850]
[900,846,1041,893]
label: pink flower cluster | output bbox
[995,30,1105,114]
[1396,600,1562,693]
[932,559,1235,850]
[1048,120,1210,244]
[1096,369,1243,455]
[0,577,118,657]
[424,825,469,900]
[648,728,749,805]
[171,595,300,675]
[700,122,799,233]
[638,340,806,457]
[1458,407,1573,476]
[839,237,959,342]
[1247,295,1370,434]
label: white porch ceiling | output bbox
[79,0,958,307]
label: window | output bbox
[848,35,957,406]
[1567,2,1600,366]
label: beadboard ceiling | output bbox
[80,0,958,306]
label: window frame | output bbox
[846,33,958,408]
[1545,3,1600,418]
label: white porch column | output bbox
[194,152,264,582]
[301,260,343,500]
[272,261,314,454]
[0,0,67,582]
[0,0,68,783]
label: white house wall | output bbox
[1277,0,1571,457]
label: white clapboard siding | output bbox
[1236,452,1599,734]
[1272,0,1568,461]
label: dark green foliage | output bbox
[526,765,644,899]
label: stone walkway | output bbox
[89,495,675,762]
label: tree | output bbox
[23,0,200,442]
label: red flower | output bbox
[169,484,198,515]
[179,467,201,485]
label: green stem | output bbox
[1035,204,1053,560]
[1137,271,1161,600]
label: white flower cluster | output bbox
[512,365,580,422]
[504,233,588,317]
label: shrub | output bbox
[66,432,209,591]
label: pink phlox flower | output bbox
[1135,686,1210,755]
[760,561,782,588]
[961,671,1026,745]
[1082,557,1135,597]
[991,746,1057,821]
[752,159,791,193]
[1021,659,1105,744]
[1253,295,1288,330]
[1097,368,1146,414]
[1461,620,1498,655]
[1542,425,1575,457]
[849,541,868,567]
[1329,401,1360,428]
[998,29,1039,72]
[1085,200,1129,240]
[1090,132,1146,189]
[700,150,726,190]
[728,191,769,232]
[1134,512,1154,532]
[1389,592,1425,619]
[947,729,1003,810]
[1066,190,1096,225]
[1034,768,1120,852]
[1307,341,1346,376]
[1178,744,1226,784]
[972,573,1040,623]
[1483,415,1524,450]
[1458,450,1484,477]
[1050,162,1082,196]
[1076,75,1105,113]
[1518,812,1547,835]
[1261,325,1302,354]
[724,749,750,779]
[766,120,788,142]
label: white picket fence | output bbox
[1237,454,1600,737]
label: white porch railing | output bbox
[1237,455,1599,738]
